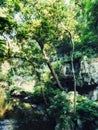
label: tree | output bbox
[75,0,98,57]
[0,0,79,111]
[14,0,79,90]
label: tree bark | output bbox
[42,49,64,90]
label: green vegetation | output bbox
[0,0,98,130]
[0,87,12,118]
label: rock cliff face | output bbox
[78,56,98,86]
[63,56,98,86]
[63,56,98,100]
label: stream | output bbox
[0,119,55,130]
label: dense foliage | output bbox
[0,0,98,130]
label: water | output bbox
[0,119,55,130]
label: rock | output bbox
[88,87,98,101]
[63,56,98,87]
[31,104,37,109]
[63,57,98,100]
[10,90,27,98]
[79,56,98,86]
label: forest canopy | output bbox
[0,0,98,130]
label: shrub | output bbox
[47,90,74,130]
[76,99,98,130]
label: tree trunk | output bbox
[61,23,77,114]
[42,49,63,90]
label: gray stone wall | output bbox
[63,56,98,87]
